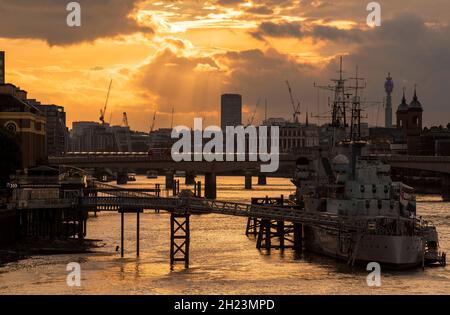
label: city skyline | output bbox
[1,0,450,131]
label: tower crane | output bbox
[99,79,112,125]
[122,112,129,128]
[286,80,301,123]
[150,111,157,133]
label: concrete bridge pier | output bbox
[116,169,128,185]
[245,172,253,190]
[205,172,217,199]
[293,223,303,255]
[185,173,196,186]
[165,171,175,190]
[442,175,450,202]
[257,174,267,185]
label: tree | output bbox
[0,127,22,186]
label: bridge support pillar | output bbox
[117,170,128,185]
[205,173,217,199]
[165,171,175,190]
[136,210,140,257]
[442,175,450,202]
[257,174,267,186]
[194,181,202,198]
[120,209,125,258]
[293,223,303,254]
[172,180,180,196]
[185,173,196,186]
[245,172,252,190]
[170,212,190,268]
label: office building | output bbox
[221,94,242,130]
[31,102,68,156]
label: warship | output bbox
[293,146,446,268]
[291,58,446,268]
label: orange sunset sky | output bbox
[1,0,450,131]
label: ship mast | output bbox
[349,66,366,141]
[314,56,349,129]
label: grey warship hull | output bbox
[304,226,424,269]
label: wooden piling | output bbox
[121,210,124,258]
[136,210,140,257]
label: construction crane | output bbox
[247,98,260,126]
[150,111,157,133]
[286,80,301,123]
[122,112,129,128]
[99,79,112,125]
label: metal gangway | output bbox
[79,186,374,267]
[89,181,161,199]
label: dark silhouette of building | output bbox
[396,87,423,155]
[221,94,242,130]
[30,102,68,156]
[70,122,116,152]
[0,83,46,167]
[419,125,450,156]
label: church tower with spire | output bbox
[405,86,423,154]
[396,87,409,130]
[408,85,423,131]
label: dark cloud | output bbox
[0,0,152,45]
[251,20,364,43]
[246,5,273,15]
[135,13,450,127]
[329,14,450,127]
[251,21,304,40]
[216,0,244,6]
[133,47,322,126]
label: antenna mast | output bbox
[349,66,366,141]
[314,56,348,128]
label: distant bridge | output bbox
[49,152,298,174]
[379,155,450,175]
[52,153,450,175]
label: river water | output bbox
[0,176,449,294]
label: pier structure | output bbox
[77,182,372,268]
[6,170,377,269]
[246,196,303,252]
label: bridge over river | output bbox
[48,153,450,200]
